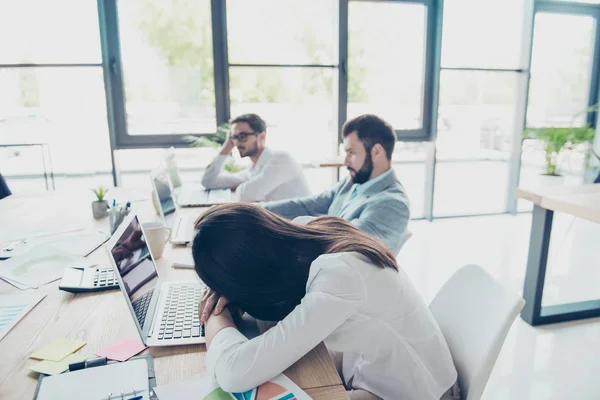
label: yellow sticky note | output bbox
[29,353,85,376]
[30,338,87,362]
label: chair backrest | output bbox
[429,265,525,400]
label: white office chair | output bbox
[429,265,525,400]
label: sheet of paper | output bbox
[96,338,147,362]
[30,337,87,362]
[154,372,311,400]
[0,293,46,341]
[29,353,85,376]
[0,276,32,291]
[0,229,109,260]
[0,246,95,289]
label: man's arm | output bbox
[235,154,301,202]
[262,188,335,220]
[350,196,410,255]
[201,154,250,190]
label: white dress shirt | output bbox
[206,252,457,400]
[200,148,310,202]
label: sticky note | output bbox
[96,338,147,362]
[29,353,85,376]
[30,338,87,362]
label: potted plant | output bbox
[182,123,244,173]
[91,185,109,219]
[521,124,596,184]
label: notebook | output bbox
[34,355,156,400]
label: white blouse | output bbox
[206,252,457,400]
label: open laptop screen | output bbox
[153,169,176,216]
[109,215,159,328]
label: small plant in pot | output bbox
[91,185,109,219]
[521,125,596,181]
[182,122,244,173]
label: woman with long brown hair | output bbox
[193,203,458,400]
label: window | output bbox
[229,67,337,163]
[0,0,101,64]
[348,1,427,131]
[117,0,216,136]
[526,13,596,128]
[226,0,339,164]
[227,0,337,65]
[441,0,527,69]
[434,71,519,216]
[0,1,111,193]
[519,10,598,211]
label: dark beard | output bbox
[351,152,373,184]
[240,142,259,158]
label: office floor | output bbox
[398,213,600,400]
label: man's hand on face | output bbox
[220,133,235,156]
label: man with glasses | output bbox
[263,114,410,255]
[201,113,310,202]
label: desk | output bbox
[0,143,55,191]
[0,191,347,399]
[516,184,600,326]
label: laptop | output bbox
[150,166,196,245]
[163,147,233,207]
[105,212,207,346]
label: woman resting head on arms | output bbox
[193,203,459,400]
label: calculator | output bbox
[59,266,120,293]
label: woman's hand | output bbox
[199,288,231,324]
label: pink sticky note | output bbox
[96,339,147,362]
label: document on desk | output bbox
[0,246,95,289]
[0,292,46,342]
[0,229,109,259]
[154,372,310,400]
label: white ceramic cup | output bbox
[142,221,172,260]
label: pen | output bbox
[68,356,108,371]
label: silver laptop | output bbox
[105,212,206,346]
[150,166,196,245]
[163,147,233,207]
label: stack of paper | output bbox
[29,337,87,376]
[0,293,46,341]
[0,246,95,290]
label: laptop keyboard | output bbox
[158,284,205,340]
[93,267,117,287]
[132,290,154,328]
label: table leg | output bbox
[521,205,600,326]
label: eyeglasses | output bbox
[230,131,259,142]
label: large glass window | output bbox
[434,71,519,216]
[441,0,527,69]
[229,67,337,163]
[348,1,426,130]
[0,1,111,193]
[519,11,598,211]
[226,0,338,168]
[526,13,596,128]
[117,0,216,135]
[0,0,101,64]
[227,0,337,65]
[433,0,528,217]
